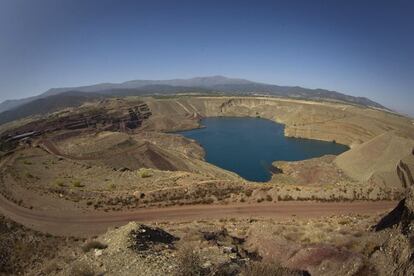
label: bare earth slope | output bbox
[335,131,414,184]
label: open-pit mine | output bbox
[1,95,414,275]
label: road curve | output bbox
[0,189,396,237]
[0,145,397,237]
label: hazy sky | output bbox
[0,0,413,116]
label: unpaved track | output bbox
[0,189,396,237]
[0,145,397,237]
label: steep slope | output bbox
[334,131,414,187]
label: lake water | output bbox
[177,117,349,182]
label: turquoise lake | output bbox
[177,117,349,182]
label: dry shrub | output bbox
[25,172,34,179]
[244,190,253,197]
[175,246,205,276]
[0,237,12,273]
[283,231,303,242]
[81,240,107,253]
[73,180,85,188]
[70,262,95,276]
[242,261,304,276]
[55,179,66,187]
[213,261,241,276]
[139,168,152,178]
[42,259,60,274]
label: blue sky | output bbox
[0,0,413,116]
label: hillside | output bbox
[0,91,104,125]
[0,76,387,117]
[335,131,414,184]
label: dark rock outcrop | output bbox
[128,224,179,252]
[371,151,414,275]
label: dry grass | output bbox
[72,180,85,188]
[242,261,302,276]
[25,172,34,179]
[54,179,66,187]
[69,262,95,276]
[81,240,108,253]
[139,168,153,178]
[0,238,12,273]
[175,245,205,276]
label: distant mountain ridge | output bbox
[0,91,104,126]
[41,76,254,96]
[0,76,388,125]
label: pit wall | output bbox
[146,96,414,147]
[143,96,414,189]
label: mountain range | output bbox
[0,76,388,125]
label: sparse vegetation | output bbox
[25,172,34,179]
[55,179,66,187]
[81,240,108,253]
[242,261,302,276]
[175,246,205,276]
[0,215,76,275]
[72,180,85,188]
[0,238,12,273]
[139,168,152,178]
[69,262,96,276]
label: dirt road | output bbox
[0,143,397,237]
[0,189,396,237]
